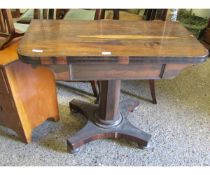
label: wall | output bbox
[192,9,210,18]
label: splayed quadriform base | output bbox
[67,80,151,153]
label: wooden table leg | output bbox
[67,80,151,153]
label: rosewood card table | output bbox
[18,20,208,153]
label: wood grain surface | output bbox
[18,20,208,65]
[0,38,20,66]
[0,40,59,143]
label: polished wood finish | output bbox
[18,20,208,152]
[0,9,24,50]
[98,80,121,122]
[57,9,101,99]
[68,63,163,80]
[68,98,150,153]
[101,9,167,104]
[18,20,208,62]
[41,62,192,81]
[0,39,59,143]
[0,38,19,65]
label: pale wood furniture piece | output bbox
[18,20,208,153]
[0,39,59,143]
[0,9,24,50]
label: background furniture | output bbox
[18,9,101,99]
[61,9,102,100]
[0,39,59,143]
[16,9,65,23]
[143,9,168,21]
[18,20,208,152]
[143,9,168,104]
[99,9,144,21]
[99,9,168,104]
[0,9,24,50]
[200,18,210,52]
[63,9,100,21]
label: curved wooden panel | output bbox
[0,40,59,143]
[5,61,59,142]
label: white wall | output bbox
[192,9,210,18]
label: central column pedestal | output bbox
[67,80,151,153]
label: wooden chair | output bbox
[0,9,24,50]
[33,9,62,20]
[98,9,143,21]
[16,9,65,24]
[99,9,168,104]
[143,9,168,104]
[60,9,102,100]
[11,9,21,18]
[143,9,168,21]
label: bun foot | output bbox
[67,146,81,154]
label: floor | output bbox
[0,59,210,166]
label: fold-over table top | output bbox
[18,20,208,64]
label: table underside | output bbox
[43,62,192,81]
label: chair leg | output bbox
[149,80,157,104]
[90,81,98,98]
[0,35,13,50]
[95,81,100,103]
[0,32,24,50]
[113,9,119,20]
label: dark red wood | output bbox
[149,80,157,104]
[18,20,208,60]
[68,96,150,153]
[90,80,99,98]
[98,80,121,122]
[113,9,119,20]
